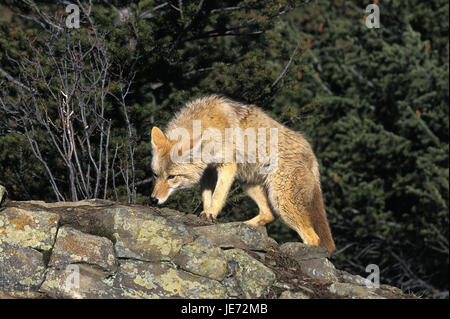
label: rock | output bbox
[266,237,279,248]
[335,270,406,298]
[337,270,372,286]
[272,280,293,290]
[0,207,59,251]
[40,263,124,299]
[114,260,227,298]
[156,207,212,227]
[279,290,310,299]
[375,285,410,298]
[15,200,118,239]
[193,222,271,251]
[297,258,338,282]
[49,227,117,273]
[172,238,228,281]
[0,185,6,206]
[222,249,276,298]
[0,291,46,299]
[112,208,196,261]
[220,277,243,298]
[18,199,115,209]
[328,282,385,299]
[279,242,330,260]
[8,200,120,242]
[0,200,414,299]
[0,242,46,291]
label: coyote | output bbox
[150,95,335,252]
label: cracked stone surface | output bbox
[192,222,272,251]
[0,207,59,251]
[112,207,196,261]
[113,260,227,298]
[280,242,330,260]
[0,242,46,291]
[0,196,415,299]
[40,264,125,299]
[49,227,117,273]
[222,248,276,298]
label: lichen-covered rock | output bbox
[49,227,117,273]
[0,242,46,291]
[114,260,227,298]
[337,270,373,286]
[17,200,119,240]
[112,208,196,261]
[220,277,243,298]
[0,291,45,299]
[328,282,385,299]
[0,198,414,299]
[375,285,410,298]
[279,290,310,299]
[193,222,271,251]
[222,249,276,298]
[155,207,212,227]
[40,264,124,299]
[0,185,6,206]
[19,199,115,209]
[297,258,338,282]
[279,242,330,261]
[0,207,59,251]
[172,238,228,281]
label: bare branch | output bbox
[0,67,35,93]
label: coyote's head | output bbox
[150,126,206,205]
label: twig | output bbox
[0,67,35,93]
[270,42,301,89]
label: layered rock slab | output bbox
[0,196,415,299]
[113,260,227,299]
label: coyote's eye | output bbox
[167,175,175,180]
[152,172,158,178]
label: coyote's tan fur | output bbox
[150,95,335,252]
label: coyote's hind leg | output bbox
[243,184,276,227]
[267,170,321,247]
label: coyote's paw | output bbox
[199,210,217,222]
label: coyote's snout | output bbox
[150,95,335,253]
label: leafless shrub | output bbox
[0,1,138,202]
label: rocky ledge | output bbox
[0,196,414,299]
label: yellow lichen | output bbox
[19,276,40,286]
[133,275,155,290]
[9,214,34,231]
[0,208,58,250]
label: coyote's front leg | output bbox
[200,166,217,212]
[200,163,237,221]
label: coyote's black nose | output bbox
[150,196,158,205]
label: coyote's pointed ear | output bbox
[151,126,167,150]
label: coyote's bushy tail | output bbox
[310,183,336,253]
